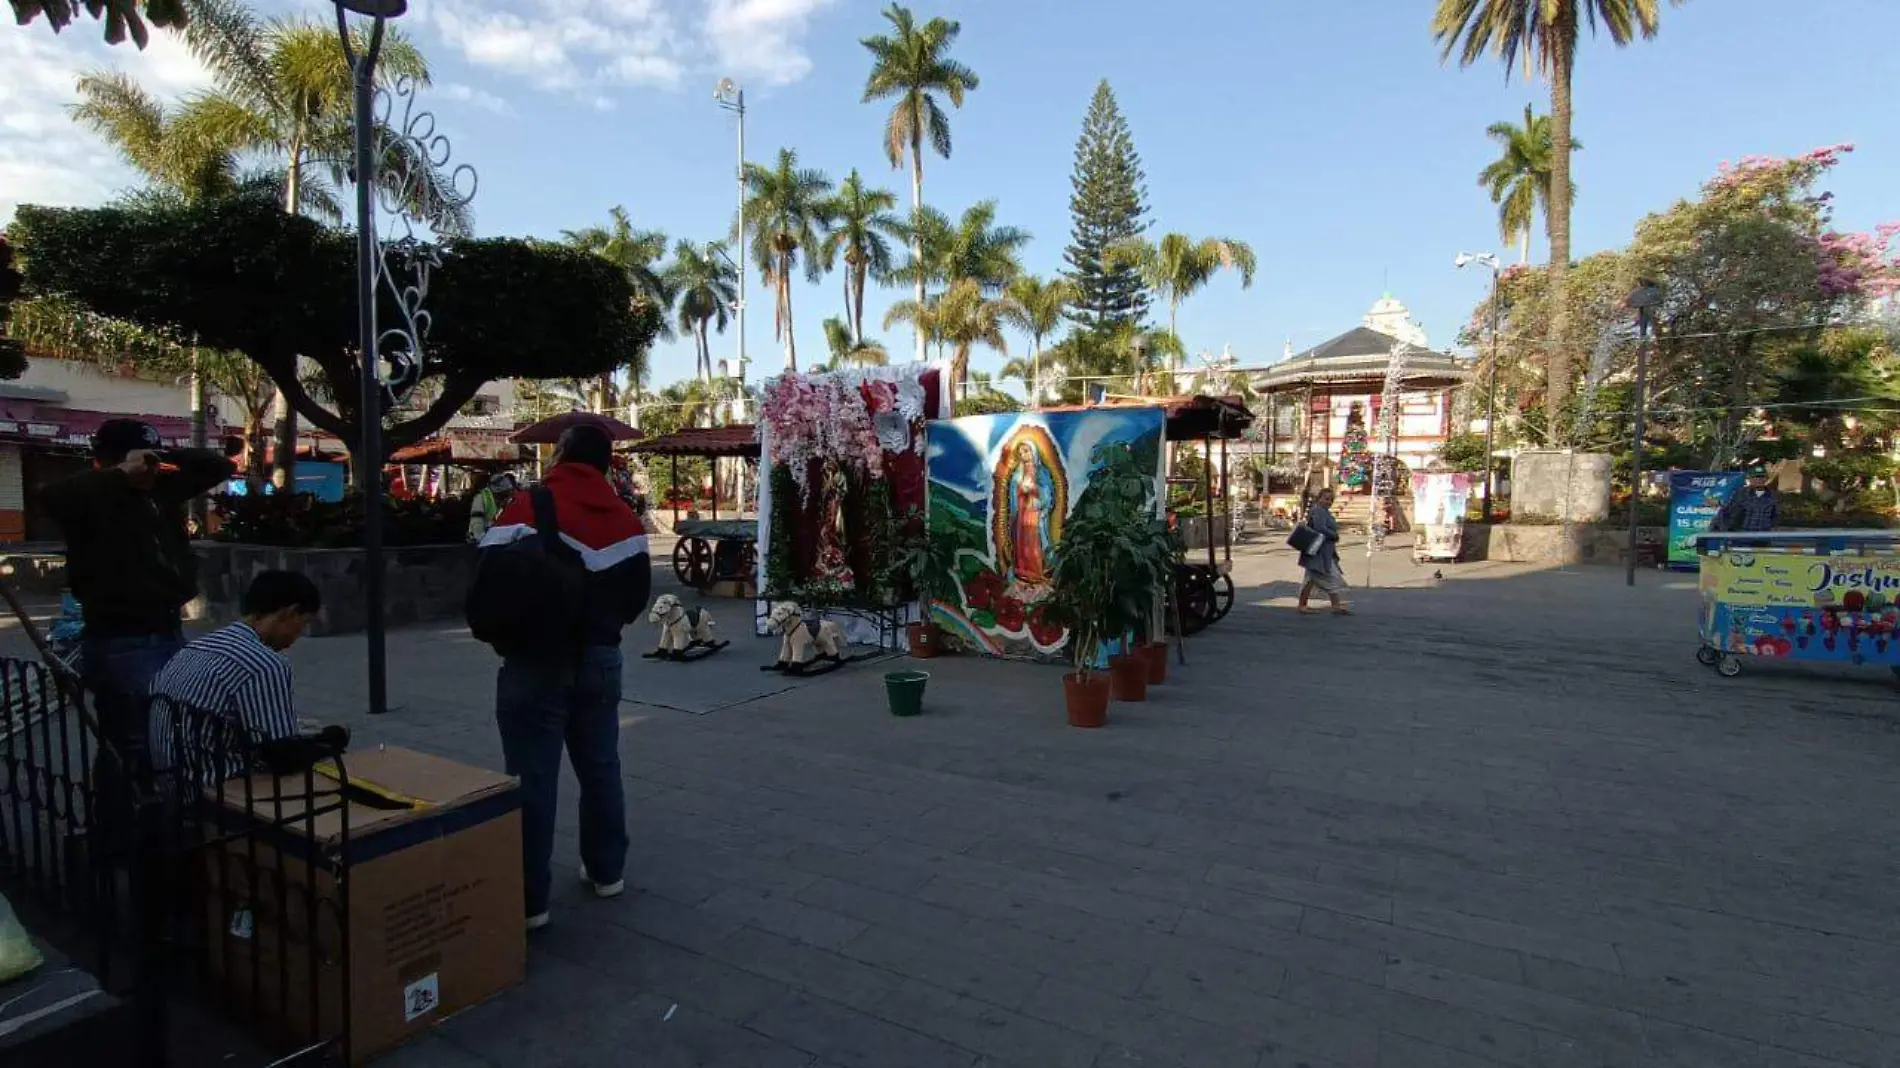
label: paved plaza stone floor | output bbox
[28,534,1900,1067]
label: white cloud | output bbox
[0,27,211,224]
[704,0,838,88]
[438,82,517,117]
[417,0,834,102]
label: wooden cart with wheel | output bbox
[629,425,763,597]
[1155,396,1252,636]
[671,519,758,590]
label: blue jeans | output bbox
[495,646,628,917]
[81,631,184,850]
[82,632,183,767]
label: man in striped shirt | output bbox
[148,570,323,777]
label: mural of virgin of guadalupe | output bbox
[991,428,1068,596]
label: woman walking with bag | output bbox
[1295,487,1351,615]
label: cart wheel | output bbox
[1717,655,1742,678]
[1695,645,1719,667]
[1211,573,1235,622]
[686,538,714,586]
[1172,569,1214,635]
[671,538,694,584]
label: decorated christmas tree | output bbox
[1339,403,1371,489]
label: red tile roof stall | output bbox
[627,425,761,525]
[626,425,762,458]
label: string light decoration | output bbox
[1367,341,1410,564]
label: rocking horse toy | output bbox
[760,601,855,677]
[642,593,729,662]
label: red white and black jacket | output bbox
[478,462,651,647]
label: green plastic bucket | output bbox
[884,670,929,717]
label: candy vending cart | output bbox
[1695,529,1900,678]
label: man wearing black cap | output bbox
[1713,463,1779,534]
[40,418,236,774]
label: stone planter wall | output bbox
[190,542,475,637]
[1177,514,1232,552]
[1462,523,1666,566]
[1512,450,1612,522]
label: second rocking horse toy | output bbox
[760,601,856,677]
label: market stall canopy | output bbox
[1035,394,1254,441]
[0,401,225,451]
[1251,327,1471,394]
[388,432,526,466]
[627,424,761,459]
[509,411,643,445]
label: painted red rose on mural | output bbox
[1027,607,1065,648]
[965,569,1004,611]
[995,596,1026,633]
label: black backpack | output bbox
[465,486,587,659]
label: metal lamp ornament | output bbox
[332,0,478,715]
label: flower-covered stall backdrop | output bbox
[754,365,946,639]
[925,408,1165,660]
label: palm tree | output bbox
[1434,0,1677,431]
[72,72,236,202]
[666,239,738,383]
[1105,232,1256,369]
[740,148,834,372]
[1000,275,1074,403]
[860,3,980,362]
[819,170,902,344]
[885,278,1005,405]
[895,200,1028,298]
[823,316,890,368]
[563,207,673,310]
[1479,105,1578,263]
[177,1,454,228]
[564,207,672,412]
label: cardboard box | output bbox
[200,746,524,1064]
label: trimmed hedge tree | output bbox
[9,195,659,478]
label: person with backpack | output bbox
[467,424,649,931]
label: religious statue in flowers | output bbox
[812,459,855,585]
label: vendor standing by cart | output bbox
[1711,463,1778,533]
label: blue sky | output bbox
[4,0,1896,393]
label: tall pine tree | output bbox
[1063,80,1150,337]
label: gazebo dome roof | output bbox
[1251,327,1471,392]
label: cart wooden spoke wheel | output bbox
[1210,572,1236,622]
[672,537,715,587]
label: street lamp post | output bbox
[1455,252,1502,522]
[714,79,746,388]
[334,0,402,715]
[1626,280,1664,588]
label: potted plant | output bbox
[888,515,959,659]
[1044,514,1116,726]
[1127,519,1179,686]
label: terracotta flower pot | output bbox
[1108,654,1148,702]
[1138,642,1168,685]
[906,621,941,659]
[1063,672,1110,728]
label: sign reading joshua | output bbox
[1809,561,1900,595]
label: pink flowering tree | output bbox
[1630,144,1899,465]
